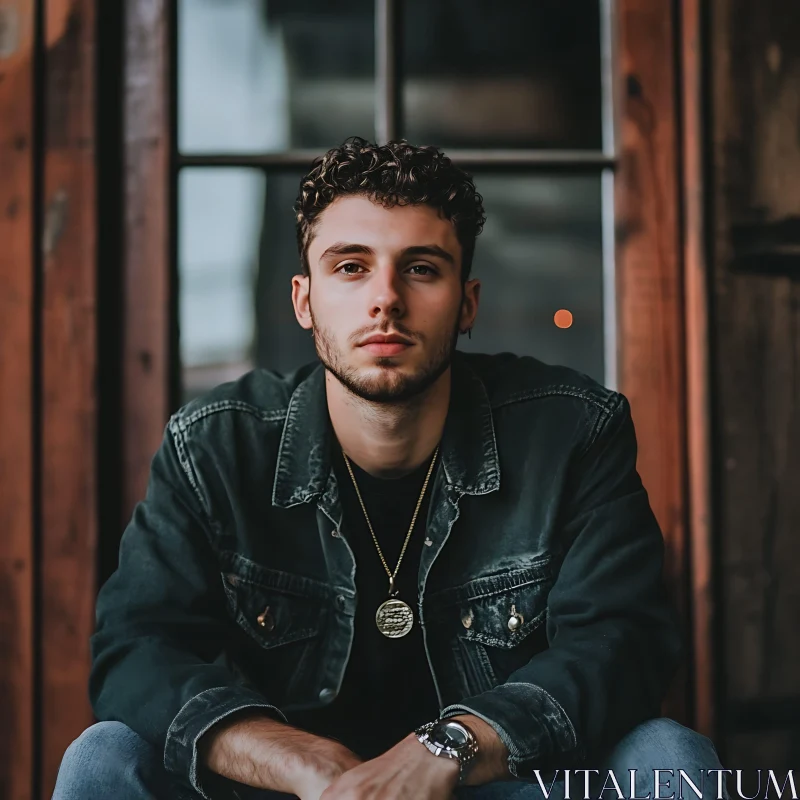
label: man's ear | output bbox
[291,274,313,330]
[459,279,481,332]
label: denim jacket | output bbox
[90,351,683,797]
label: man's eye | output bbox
[339,263,363,275]
[408,264,434,276]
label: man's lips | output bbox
[361,342,411,356]
[357,334,414,356]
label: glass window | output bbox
[179,168,317,401]
[461,173,604,382]
[178,168,265,400]
[252,171,318,376]
[401,0,602,150]
[178,0,375,153]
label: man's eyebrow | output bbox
[401,245,455,265]
[319,242,375,260]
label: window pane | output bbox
[178,0,375,153]
[252,172,319,375]
[178,168,314,402]
[179,168,260,399]
[401,0,602,150]
[461,174,604,382]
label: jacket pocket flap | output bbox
[427,557,556,650]
[458,587,548,649]
[221,571,326,648]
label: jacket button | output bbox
[331,529,340,537]
[257,607,275,631]
[319,687,336,703]
[507,604,524,632]
[335,595,346,610]
[461,611,473,629]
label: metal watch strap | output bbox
[414,719,479,785]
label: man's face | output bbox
[292,195,480,403]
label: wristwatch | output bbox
[414,718,479,785]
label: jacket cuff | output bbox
[440,682,581,779]
[163,685,288,799]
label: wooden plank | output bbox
[39,0,97,794]
[681,0,716,738]
[710,0,800,753]
[0,3,36,797]
[122,0,171,525]
[615,0,688,723]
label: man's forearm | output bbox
[200,709,512,794]
[198,711,363,795]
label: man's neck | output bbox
[325,370,450,479]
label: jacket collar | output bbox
[272,352,500,509]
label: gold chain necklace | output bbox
[342,446,439,638]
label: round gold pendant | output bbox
[375,598,414,638]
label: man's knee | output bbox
[619,717,719,763]
[54,721,162,799]
[605,718,728,799]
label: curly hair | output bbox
[294,137,486,280]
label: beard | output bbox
[310,310,460,404]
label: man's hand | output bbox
[308,713,512,799]
[313,733,460,800]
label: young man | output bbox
[55,138,727,800]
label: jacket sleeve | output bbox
[440,393,684,779]
[90,417,287,799]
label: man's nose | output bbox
[368,268,405,319]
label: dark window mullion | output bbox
[375,0,402,143]
[599,0,619,388]
[177,150,614,169]
[600,0,619,159]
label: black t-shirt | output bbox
[288,446,440,759]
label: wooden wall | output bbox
[710,0,800,770]
[40,0,97,791]
[616,0,692,725]
[122,0,172,531]
[0,3,36,797]
[0,1,97,796]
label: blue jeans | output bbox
[53,717,729,800]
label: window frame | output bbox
[175,0,620,392]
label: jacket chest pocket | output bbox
[427,557,555,699]
[220,562,331,706]
[222,573,324,647]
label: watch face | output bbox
[437,722,468,748]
